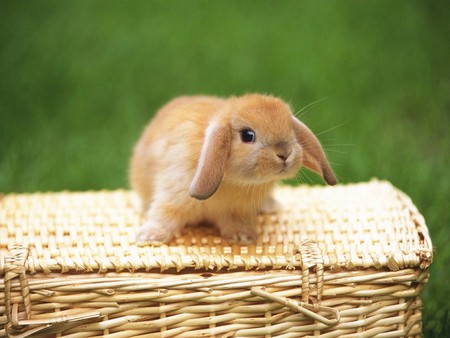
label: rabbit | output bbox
[130,94,336,244]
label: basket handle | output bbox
[250,287,340,326]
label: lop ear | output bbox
[189,122,231,200]
[292,117,337,185]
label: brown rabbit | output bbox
[130,94,336,244]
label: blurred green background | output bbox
[1,0,449,335]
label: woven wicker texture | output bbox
[0,180,433,337]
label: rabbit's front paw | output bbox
[222,228,256,244]
[136,220,173,245]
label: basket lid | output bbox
[0,179,432,274]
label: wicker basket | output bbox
[0,180,432,337]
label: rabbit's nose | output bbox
[275,142,292,161]
[277,153,289,161]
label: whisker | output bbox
[323,148,348,154]
[315,121,349,137]
[296,105,315,119]
[294,97,329,119]
[296,172,306,185]
[298,140,316,150]
[334,172,345,181]
[299,169,314,185]
[292,173,301,186]
[321,143,356,147]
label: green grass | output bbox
[1,1,449,335]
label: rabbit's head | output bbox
[190,94,336,200]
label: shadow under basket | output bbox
[0,180,433,337]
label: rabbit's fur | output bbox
[130,94,336,244]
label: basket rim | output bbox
[0,180,433,275]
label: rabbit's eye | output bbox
[240,129,256,143]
